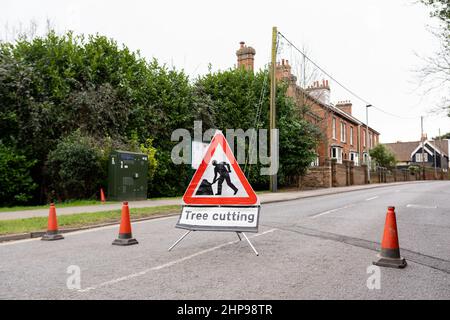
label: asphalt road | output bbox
[1,181,449,299]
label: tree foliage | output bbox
[45,131,104,201]
[194,68,321,186]
[370,144,397,168]
[0,143,37,205]
[0,31,321,205]
[418,0,450,114]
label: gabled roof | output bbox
[383,141,420,162]
[384,140,449,162]
[429,140,449,156]
[296,85,380,134]
[410,143,434,158]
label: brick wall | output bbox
[331,160,350,187]
[297,164,447,190]
[298,165,332,189]
[353,165,368,185]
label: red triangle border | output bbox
[183,133,258,205]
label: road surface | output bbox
[1,181,449,299]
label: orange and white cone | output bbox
[373,206,407,268]
[100,188,106,204]
[112,202,138,246]
[41,203,64,241]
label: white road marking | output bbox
[406,204,437,209]
[365,196,379,201]
[77,228,278,293]
[310,205,354,219]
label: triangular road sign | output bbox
[183,131,259,205]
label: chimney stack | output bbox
[335,100,352,115]
[305,79,331,105]
[236,41,256,71]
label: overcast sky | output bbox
[2,0,449,143]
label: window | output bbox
[369,133,373,148]
[350,152,359,166]
[416,153,428,162]
[332,118,336,139]
[340,122,346,143]
[363,152,368,164]
[363,131,366,147]
[350,127,354,145]
[331,146,343,164]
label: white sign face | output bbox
[193,145,249,198]
[177,206,260,232]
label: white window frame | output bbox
[363,152,369,164]
[350,127,354,145]
[331,146,343,164]
[332,117,336,140]
[416,153,428,162]
[363,130,366,147]
[350,152,359,166]
[340,122,346,143]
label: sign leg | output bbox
[236,232,242,241]
[242,232,259,256]
[168,230,192,252]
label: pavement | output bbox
[0,181,427,221]
[0,180,449,299]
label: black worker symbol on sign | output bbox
[195,160,239,196]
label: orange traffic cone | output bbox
[112,202,138,246]
[100,188,106,204]
[41,203,64,241]
[373,206,407,268]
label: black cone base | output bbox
[373,254,407,269]
[112,237,138,246]
[41,232,64,241]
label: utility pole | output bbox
[421,116,425,180]
[269,26,278,192]
[439,128,443,177]
[366,105,372,183]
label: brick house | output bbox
[237,43,380,167]
[236,42,380,166]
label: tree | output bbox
[45,131,104,201]
[421,0,450,25]
[417,0,450,114]
[0,31,196,203]
[0,144,37,205]
[434,131,450,139]
[370,144,397,168]
[194,68,321,187]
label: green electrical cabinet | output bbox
[108,150,148,201]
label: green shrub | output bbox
[45,131,104,201]
[0,144,37,205]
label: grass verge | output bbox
[0,200,122,212]
[0,205,181,235]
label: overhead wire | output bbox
[277,31,421,121]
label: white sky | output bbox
[2,0,449,143]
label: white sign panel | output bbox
[177,206,260,232]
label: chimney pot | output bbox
[240,41,245,48]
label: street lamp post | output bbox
[366,104,372,183]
